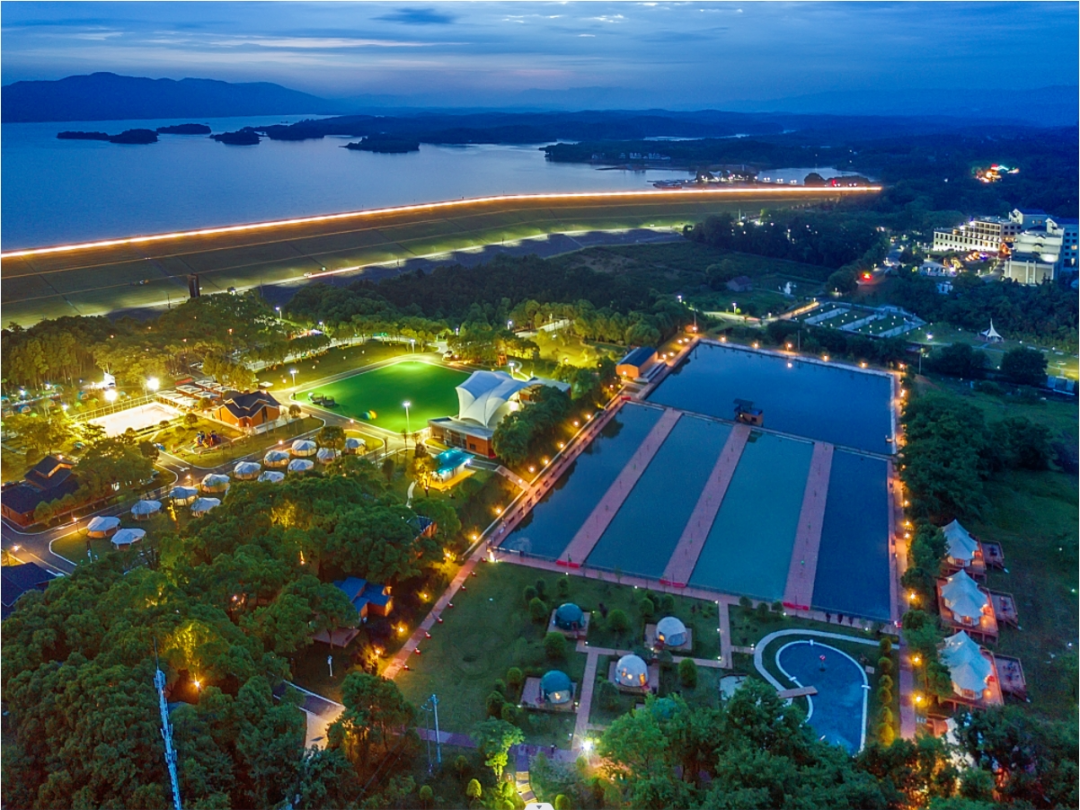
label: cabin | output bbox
[616,346,657,380]
[734,399,763,427]
[0,455,80,526]
[212,390,281,430]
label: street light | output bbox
[403,400,412,436]
[289,369,298,387]
[104,388,118,402]
[147,377,160,392]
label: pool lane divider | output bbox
[660,423,751,587]
[557,408,683,567]
[782,441,834,611]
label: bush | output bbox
[607,609,630,634]
[523,585,538,606]
[544,632,567,660]
[755,601,770,621]
[597,679,620,711]
[878,637,892,655]
[1000,346,1048,386]
[418,785,434,807]
[877,657,894,675]
[535,578,547,597]
[507,667,523,690]
[878,705,894,726]
[771,601,784,613]
[554,794,571,810]
[659,594,675,614]
[738,595,752,610]
[454,754,469,778]
[500,703,518,724]
[678,657,698,689]
[493,679,507,696]
[640,597,655,621]
[555,576,570,598]
[529,597,549,623]
[486,691,506,717]
[466,778,482,800]
[878,674,893,692]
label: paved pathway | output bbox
[782,442,833,610]
[558,408,682,566]
[661,424,750,586]
[898,641,917,740]
[571,649,602,749]
[280,682,344,751]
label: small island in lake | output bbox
[56,128,158,144]
[345,134,420,154]
[156,123,211,135]
[211,128,261,145]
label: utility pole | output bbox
[154,644,183,810]
[421,694,442,771]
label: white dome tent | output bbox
[614,654,648,688]
[86,516,121,537]
[316,447,338,464]
[200,473,230,493]
[191,497,221,516]
[290,439,317,457]
[263,450,290,468]
[130,499,162,520]
[344,437,366,454]
[257,470,285,483]
[169,486,198,505]
[288,459,314,474]
[111,528,146,547]
[232,461,261,480]
[655,616,688,648]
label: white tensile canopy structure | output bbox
[316,447,338,464]
[455,371,531,428]
[264,450,290,467]
[614,654,648,688]
[170,486,198,504]
[201,473,230,493]
[290,439,317,457]
[981,319,1003,342]
[940,570,988,622]
[233,461,261,480]
[111,527,146,547]
[656,616,688,647]
[940,630,993,695]
[86,516,121,537]
[130,499,162,519]
[257,470,285,483]
[943,520,979,564]
[344,437,366,454]
[191,497,221,516]
[288,459,314,473]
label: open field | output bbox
[1,189,869,326]
[909,322,1079,380]
[256,341,409,389]
[299,359,469,434]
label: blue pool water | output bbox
[776,640,868,753]
[501,404,662,559]
[689,432,813,599]
[812,452,892,621]
[648,343,894,455]
[585,414,732,578]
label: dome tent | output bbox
[232,461,261,480]
[316,447,338,464]
[540,670,573,705]
[130,499,162,520]
[614,654,648,688]
[86,516,120,537]
[288,459,314,473]
[942,520,979,565]
[169,486,198,505]
[263,450,290,468]
[111,528,146,547]
[290,439,317,457]
[940,631,993,696]
[344,437,366,454]
[554,602,584,631]
[656,616,688,647]
[257,470,285,483]
[200,473,230,493]
[191,497,221,516]
[940,570,988,623]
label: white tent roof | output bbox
[131,499,162,516]
[86,516,120,534]
[201,473,230,491]
[942,520,979,563]
[344,437,365,452]
[264,450,290,466]
[656,616,687,643]
[257,470,285,483]
[941,570,988,620]
[291,439,317,456]
[111,528,146,547]
[316,448,338,463]
[982,319,1002,340]
[940,631,993,693]
[191,497,221,515]
[615,654,648,687]
[456,370,531,428]
[233,461,261,479]
[288,459,314,473]
[170,486,198,502]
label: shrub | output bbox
[524,585,538,606]
[607,609,630,634]
[659,594,675,613]
[640,597,655,621]
[879,637,893,655]
[554,794,571,810]
[493,679,507,696]
[878,674,894,692]
[678,658,698,689]
[877,657,894,675]
[771,601,784,613]
[738,595,752,610]
[544,632,567,660]
[535,578,547,597]
[466,779,482,800]
[598,679,620,711]
[454,754,469,778]
[507,667,523,690]
[486,691,506,717]
[878,705,894,726]
[529,597,549,623]
[418,785,434,807]
[754,601,770,621]
[500,703,517,724]
[555,577,570,598]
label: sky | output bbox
[2,1,1077,109]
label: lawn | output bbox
[299,359,469,434]
[51,509,182,564]
[163,416,323,468]
[256,340,409,389]
[728,604,886,649]
[392,560,725,744]
[975,469,1078,720]
[908,322,1079,379]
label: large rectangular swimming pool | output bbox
[648,343,894,455]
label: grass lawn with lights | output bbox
[299,359,470,434]
[393,561,724,745]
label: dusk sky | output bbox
[3,2,1077,108]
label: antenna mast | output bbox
[154,642,183,810]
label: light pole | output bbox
[289,368,297,388]
[403,400,412,441]
[146,377,160,396]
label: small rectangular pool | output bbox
[501,403,663,559]
[812,451,892,621]
[585,415,733,579]
[689,432,814,600]
[648,343,894,455]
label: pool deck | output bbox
[782,442,834,611]
[661,423,751,586]
[558,408,682,566]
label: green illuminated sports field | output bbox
[300,360,469,434]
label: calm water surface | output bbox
[1,115,690,249]
[777,640,867,753]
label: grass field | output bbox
[393,560,726,743]
[256,341,408,389]
[909,322,1079,379]
[299,359,469,434]
[1,190,867,326]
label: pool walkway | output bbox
[661,424,751,586]
[558,408,682,567]
[782,442,834,611]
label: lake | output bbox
[1,115,691,249]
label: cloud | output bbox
[375,7,456,26]
[207,35,435,49]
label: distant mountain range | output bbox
[1,72,344,123]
